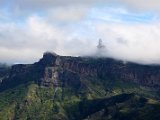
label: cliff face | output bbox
[40,53,160,87]
[1,52,160,91]
[38,52,160,88]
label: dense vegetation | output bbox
[0,77,160,120]
[1,54,160,120]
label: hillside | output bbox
[0,52,160,120]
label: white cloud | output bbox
[47,6,88,22]
[0,47,41,64]
[95,22,160,64]
[119,0,160,12]
[1,14,160,64]
[1,0,160,64]
[0,15,95,63]
[0,16,64,63]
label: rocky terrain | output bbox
[0,52,160,120]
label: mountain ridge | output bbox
[0,52,160,120]
[2,52,160,90]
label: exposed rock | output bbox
[1,52,160,91]
[41,67,59,87]
[37,52,59,66]
[41,66,81,89]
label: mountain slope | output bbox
[0,52,160,120]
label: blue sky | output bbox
[1,0,160,64]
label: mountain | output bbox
[0,63,10,84]
[0,52,160,120]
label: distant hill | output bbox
[0,52,160,120]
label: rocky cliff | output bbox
[38,52,160,89]
[1,52,160,91]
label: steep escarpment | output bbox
[61,58,160,88]
[1,52,160,120]
[37,52,160,89]
[1,52,160,91]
